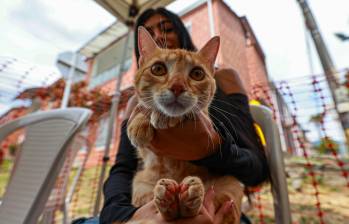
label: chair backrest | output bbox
[44,134,86,209]
[249,104,292,224]
[0,108,91,224]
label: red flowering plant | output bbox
[13,78,135,123]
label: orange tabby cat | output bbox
[124,27,243,224]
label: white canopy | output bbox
[79,0,175,58]
[95,0,175,24]
[78,22,128,58]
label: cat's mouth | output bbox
[165,100,185,109]
[162,101,188,117]
[156,98,193,117]
[155,91,196,117]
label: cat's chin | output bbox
[158,102,192,118]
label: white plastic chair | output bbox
[0,108,91,224]
[249,104,292,224]
[41,134,92,224]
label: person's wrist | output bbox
[201,130,221,158]
[214,68,246,95]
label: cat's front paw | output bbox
[178,176,204,218]
[150,112,182,129]
[127,112,154,148]
[154,179,179,221]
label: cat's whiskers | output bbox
[202,112,218,154]
[210,103,255,153]
[189,110,197,130]
[212,97,243,111]
[195,98,238,155]
[137,107,152,118]
[209,112,240,157]
[207,114,230,157]
[140,96,154,101]
[209,107,238,145]
[210,104,239,117]
[139,94,155,106]
[190,105,217,154]
[209,105,239,141]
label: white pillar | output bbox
[61,52,78,108]
[207,0,215,37]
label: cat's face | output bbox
[135,27,220,118]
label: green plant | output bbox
[313,137,339,155]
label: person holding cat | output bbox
[98,7,269,224]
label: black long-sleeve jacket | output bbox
[100,87,269,223]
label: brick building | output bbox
[77,0,276,160]
[83,0,270,100]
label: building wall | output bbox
[88,36,134,89]
[87,0,270,101]
[181,0,268,97]
[213,1,251,90]
[181,3,211,50]
[245,44,272,101]
[246,45,268,88]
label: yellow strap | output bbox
[254,123,266,146]
[249,100,266,146]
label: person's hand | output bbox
[130,187,237,224]
[126,96,221,161]
[149,111,221,160]
[214,68,246,95]
[169,186,237,224]
[129,200,159,221]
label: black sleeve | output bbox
[99,120,139,224]
[191,87,269,187]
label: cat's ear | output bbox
[198,36,220,70]
[138,26,160,65]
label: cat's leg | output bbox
[127,112,154,148]
[210,176,244,224]
[153,178,180,221]
[132,171,156,207]
[178,176,205,218]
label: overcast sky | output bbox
[0,0,114,66]
[1,0,349,144]
[1,0,348,78]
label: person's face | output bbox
[143,13,180,49]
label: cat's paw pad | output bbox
[154,179,179,220]
[178,176,204,218]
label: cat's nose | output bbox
[170,83,185,97]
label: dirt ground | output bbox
[246,156,349,224]
[1,155,348,223]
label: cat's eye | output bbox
[189,67,205,81]
[151,62,167,76]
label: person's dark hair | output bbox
[134,7,196,65]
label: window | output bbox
[89,58,133,89]
[95,117,110,149]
